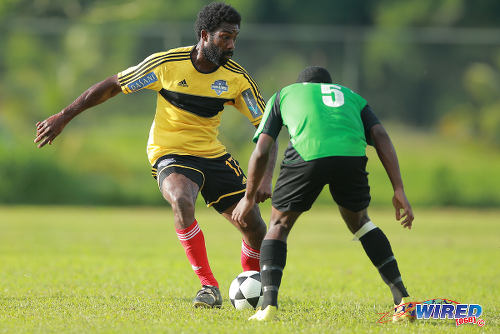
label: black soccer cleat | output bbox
[193,285,222,308]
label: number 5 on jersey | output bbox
[321,84,344,108]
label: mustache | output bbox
[223,51,233,57]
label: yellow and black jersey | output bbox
[117,45,265,165]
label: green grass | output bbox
[0,205,499,333]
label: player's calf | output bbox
[354,221,409,304]
[260,239,287,309]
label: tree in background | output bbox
[1,0,500,205]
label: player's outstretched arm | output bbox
[35,75,122,148]
[232,134,275,224]
[370,124,414,229]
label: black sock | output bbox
[359,228,409,304]
[260,239,287,309]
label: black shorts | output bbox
[152,153,247,213]
[272,156,371,213]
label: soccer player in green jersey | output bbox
[232,66,414,321]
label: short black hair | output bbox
[194,2,241,40]
[296,66,333,83]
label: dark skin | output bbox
[232,124,414,242]
[35,22,277,250]
[192,22,237,72]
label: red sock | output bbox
[241,240,261,271]
[176,220,218,287]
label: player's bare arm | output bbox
[370,123,414,229]
[35,75,121,148]
[254,130,278,203]
[232,134,275,224]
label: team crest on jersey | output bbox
[211,80,228,95]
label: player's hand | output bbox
[255,180,272,203]
[392,188,414,229]
[34,112,69,148]
[232,196,255,227]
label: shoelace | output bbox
[197,287,215,298]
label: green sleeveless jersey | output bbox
[254,82,369,161]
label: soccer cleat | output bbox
[248,305,278,321]
[193,285,222,308]
[392,299,416,323]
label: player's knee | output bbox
[169,193,195,217]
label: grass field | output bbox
[0,205,499,333]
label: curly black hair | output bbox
[194,2,241,40]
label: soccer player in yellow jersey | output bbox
[34,3,276,308]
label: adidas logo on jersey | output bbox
[178,79,188,87]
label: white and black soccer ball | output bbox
[228,270,263,310]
